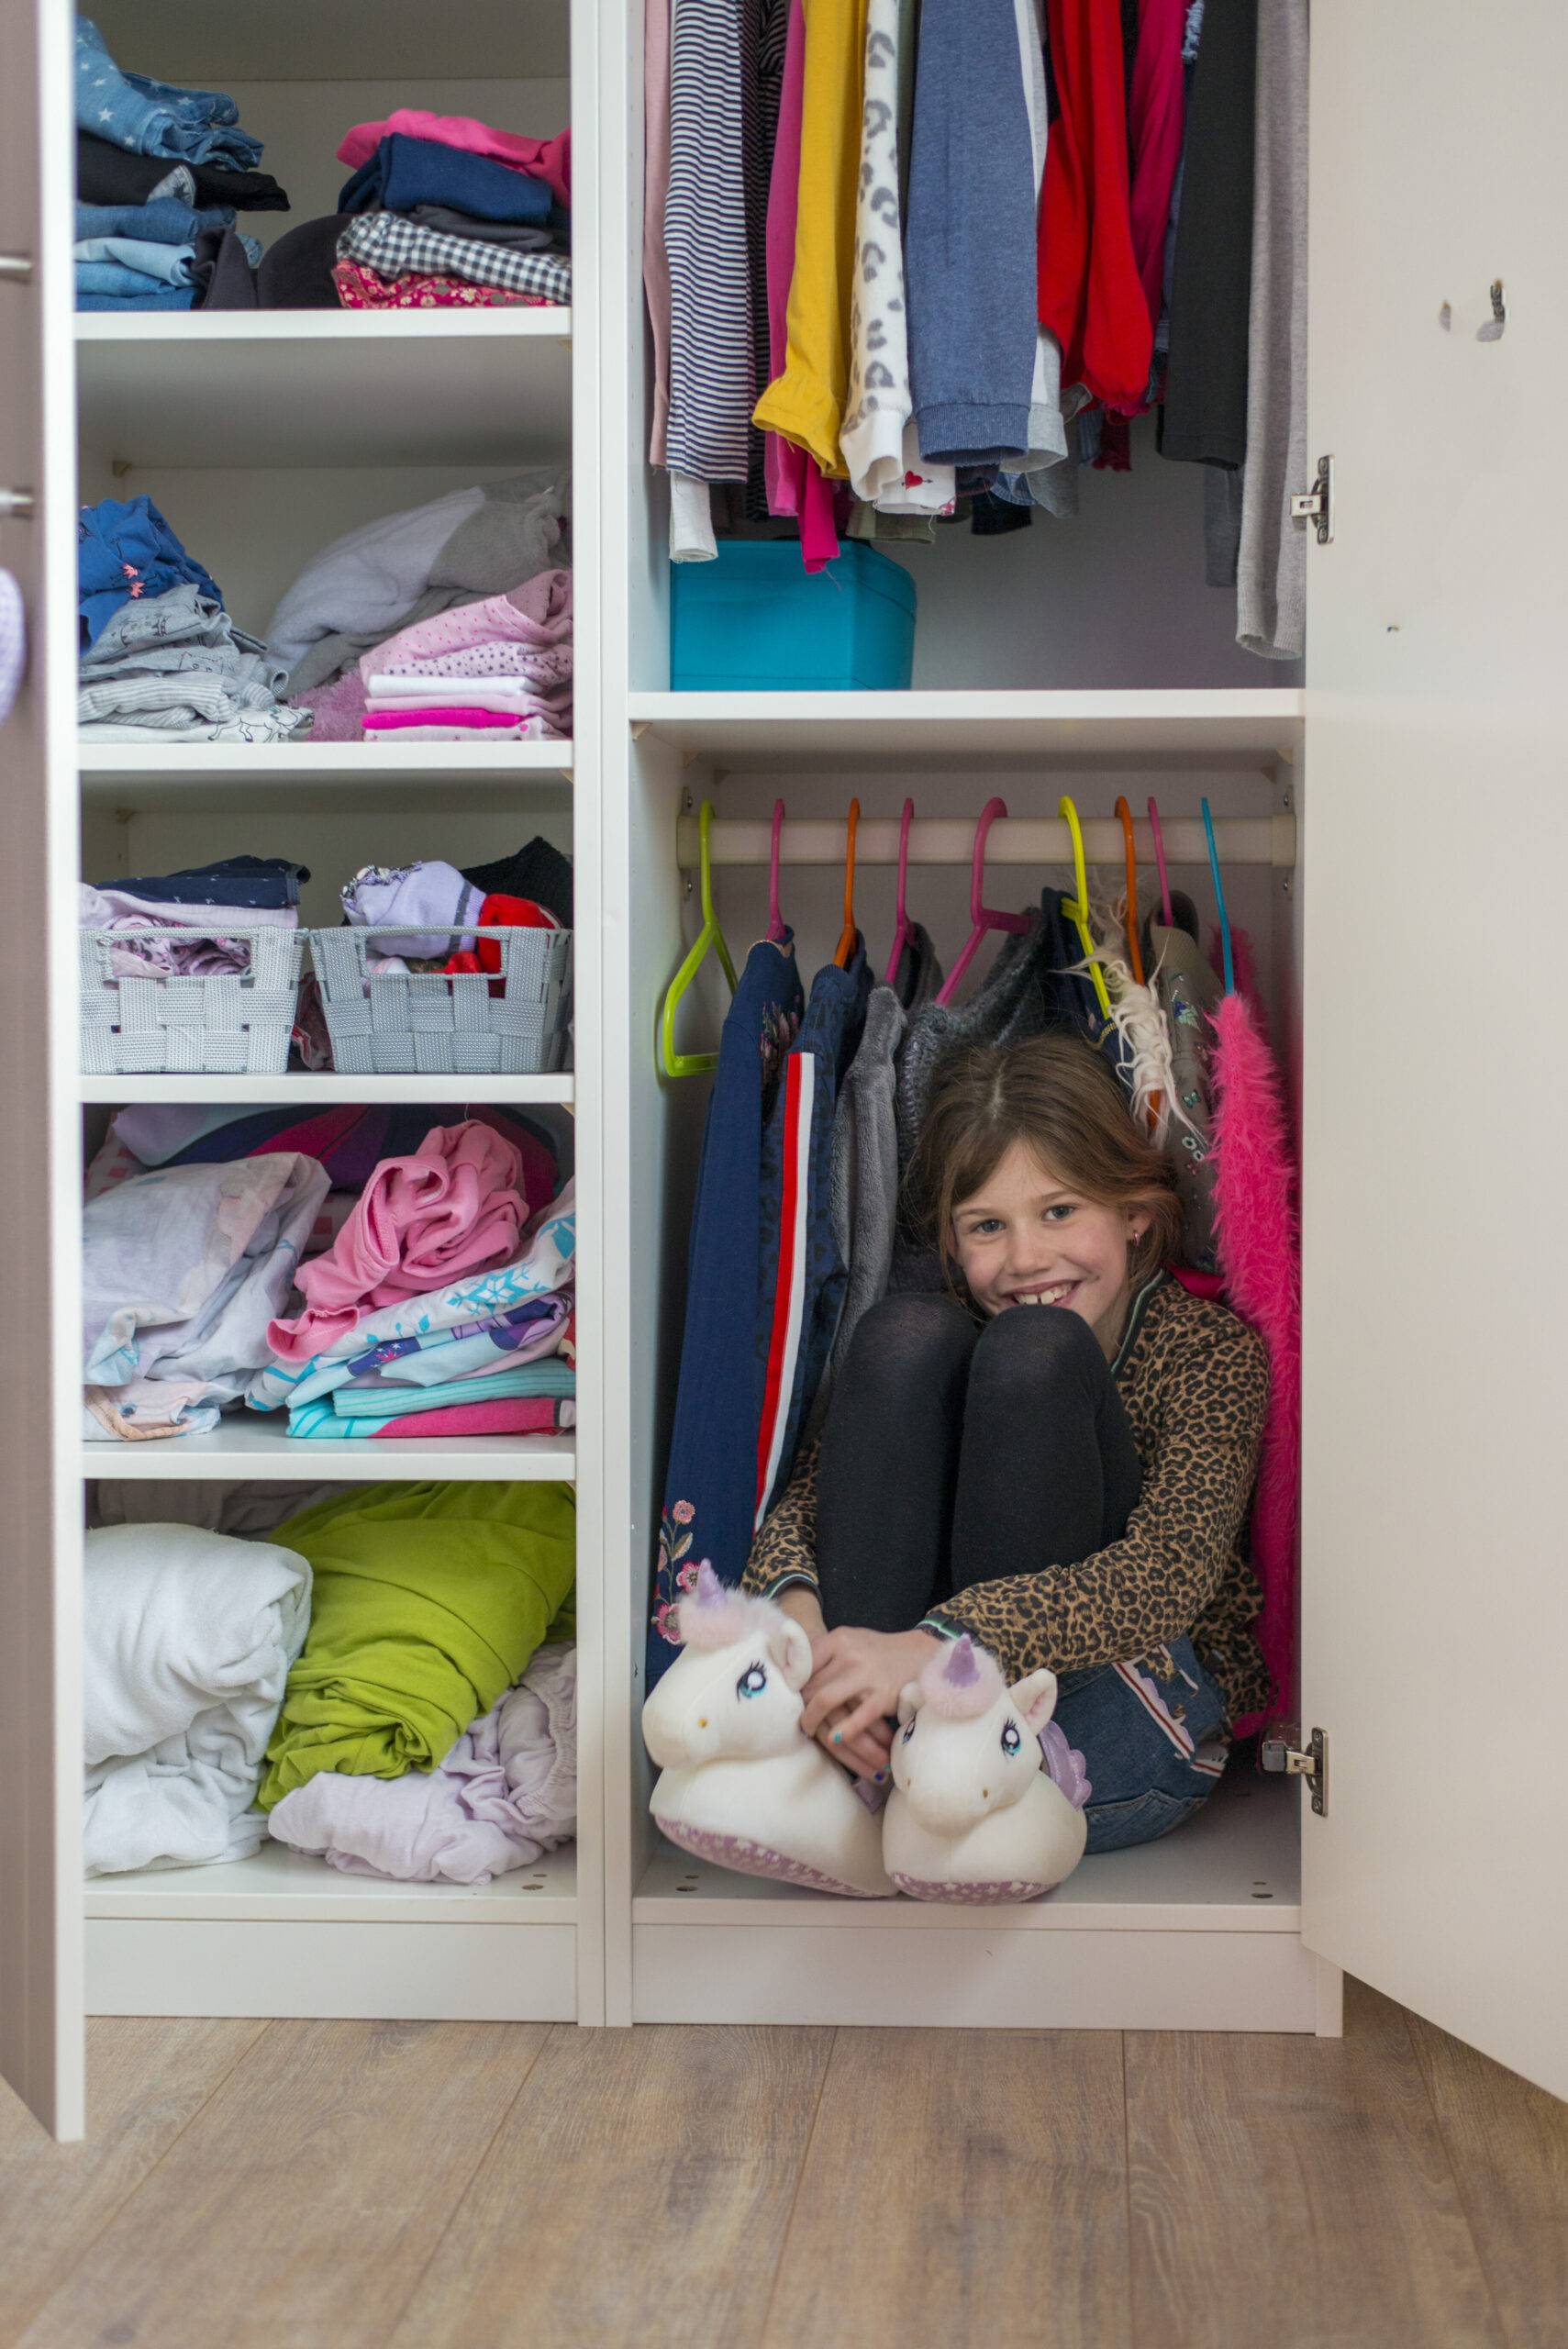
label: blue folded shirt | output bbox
[338,133,553,226]
[76,196,234,243]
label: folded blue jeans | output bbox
[75,18,262,170]
[76,288,195,314]
[76,197,234,243]
[74,237,196,285]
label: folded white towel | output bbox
[84,1522,311,1875]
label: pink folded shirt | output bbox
[362,706,539,731]
[360,569,573,685]
[268,1120,527,1364]
[336,113,572,208]
[370,1396,574,1440]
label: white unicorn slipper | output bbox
[883,1635,1091,1903]
[640,1562,893,1899]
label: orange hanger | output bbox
[1115,796,1146,984]
[833,797,861,966]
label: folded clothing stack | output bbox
[73,18,283,311]
[333,111,572,311]
[360,570,573,741]
[79,502,310,743]
[83,1150,330,1441]
[251,1157,576,1442]
[80,852,307,980]
[340,855,564,974]
[85,1089,565,1291]
[256,1479,576,1809]
[266,468,572,737]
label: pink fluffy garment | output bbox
[1208,987,1300,1735]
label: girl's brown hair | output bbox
[906,1035,1184,1293]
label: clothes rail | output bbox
[676,813,1297,872]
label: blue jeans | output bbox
[1054,1634,1230,1853]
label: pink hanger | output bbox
[766,798,788,944]
[884,796,917,985]
[934,796,1031,1007]
[1147,794,1174,927]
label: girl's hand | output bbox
[812,1702,894,1781]
[801,1626,943,1759]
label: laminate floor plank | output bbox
[761,2028,1132,2349]
[1126,1978,1506,2349]
[18,2019,549,2349]
[0,2018,264,2342]
[389,2023,834,2349]
[1407,2009,1568,2349]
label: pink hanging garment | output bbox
[1207,987,1300,1737]
[761,0,840,572]
[336,115,572,207]
[269,1121,528,1364]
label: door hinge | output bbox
[1260,1723,1329,1817]
[1290,454,1334,544]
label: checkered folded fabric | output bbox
[335,214,571,306]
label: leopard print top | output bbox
[740,1275,1273,1723]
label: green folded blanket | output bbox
[258,1478,575,1809]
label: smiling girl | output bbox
[740,1034,1272,1854]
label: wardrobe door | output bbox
[0,0,83,2140]
[1300,0,1568,2099]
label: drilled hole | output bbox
[1251,1890,1274,1901]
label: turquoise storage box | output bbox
[671,540,917,690]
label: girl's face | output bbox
[948,1140,1149,1352]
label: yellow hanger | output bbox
[1058,793,1111,1019]
[659,800,739,1077]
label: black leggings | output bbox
[816,1293,1143,1632]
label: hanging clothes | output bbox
[1142,892,1223,1271]
[644,0,674,467]
[1036,0,1153,415]
[843,0,940,503]
[1160,0,1257,464]
[808,980,907,1429]
[751,948,872,1530]
[647,936,805,1687]
[906,0,1040,468]
[1236,0,1308,659]
[752,0,868,481]
[891,919,943,1015]
[1127,0,1188,332]
[663,0,763,494]
[759,0,842,570]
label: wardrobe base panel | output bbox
[630,1923,1322,2033]
[84,1919,578,2023]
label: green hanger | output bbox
[659,799,739,1077]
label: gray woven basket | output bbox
[80,926,305,1076]
[310,925,573,1076]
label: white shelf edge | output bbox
[74,307,573,347]
[628,687,1307,721]
[80,1430,577,1481]
[79,1074,575,1105]
[78,740,574,783]
[87,1840,577,1925]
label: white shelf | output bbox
[80,1420,576,1482]
[77,309,573,471]
[79,739,574,807]
[79,1073,574,1106]
[87,1837,576,1927]
[629,689,1306,774]
[636,1774,1298,1932]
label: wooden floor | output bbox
[2,1981,1565,2348]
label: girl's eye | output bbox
[966,1218,1004,1237]
[902,1718,917,1742]
[1044,1204,1075,1222]
[738,1663,767,1698]
[1000,1720,1022,1756]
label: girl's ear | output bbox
[766,1615,814,1692]
[1009,1668,1059,1732]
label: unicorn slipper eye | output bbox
[737,1662,768,1698]
[901,1718,917,1743]
[1000,1720,1023,1757]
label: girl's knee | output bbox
[841,1292,976,1395]
[971,1300,1104,1398]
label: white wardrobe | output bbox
[3,0,1566,2143]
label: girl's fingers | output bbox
[837,1691,894,1745]
[800,1675,863,1740]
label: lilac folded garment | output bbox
[267,1643,577,1885]
[361,566,572,684]
[267,1119,528,1364]
[292,667,367,741]
[340,857,482,953]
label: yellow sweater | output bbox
[751,0,868,478]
